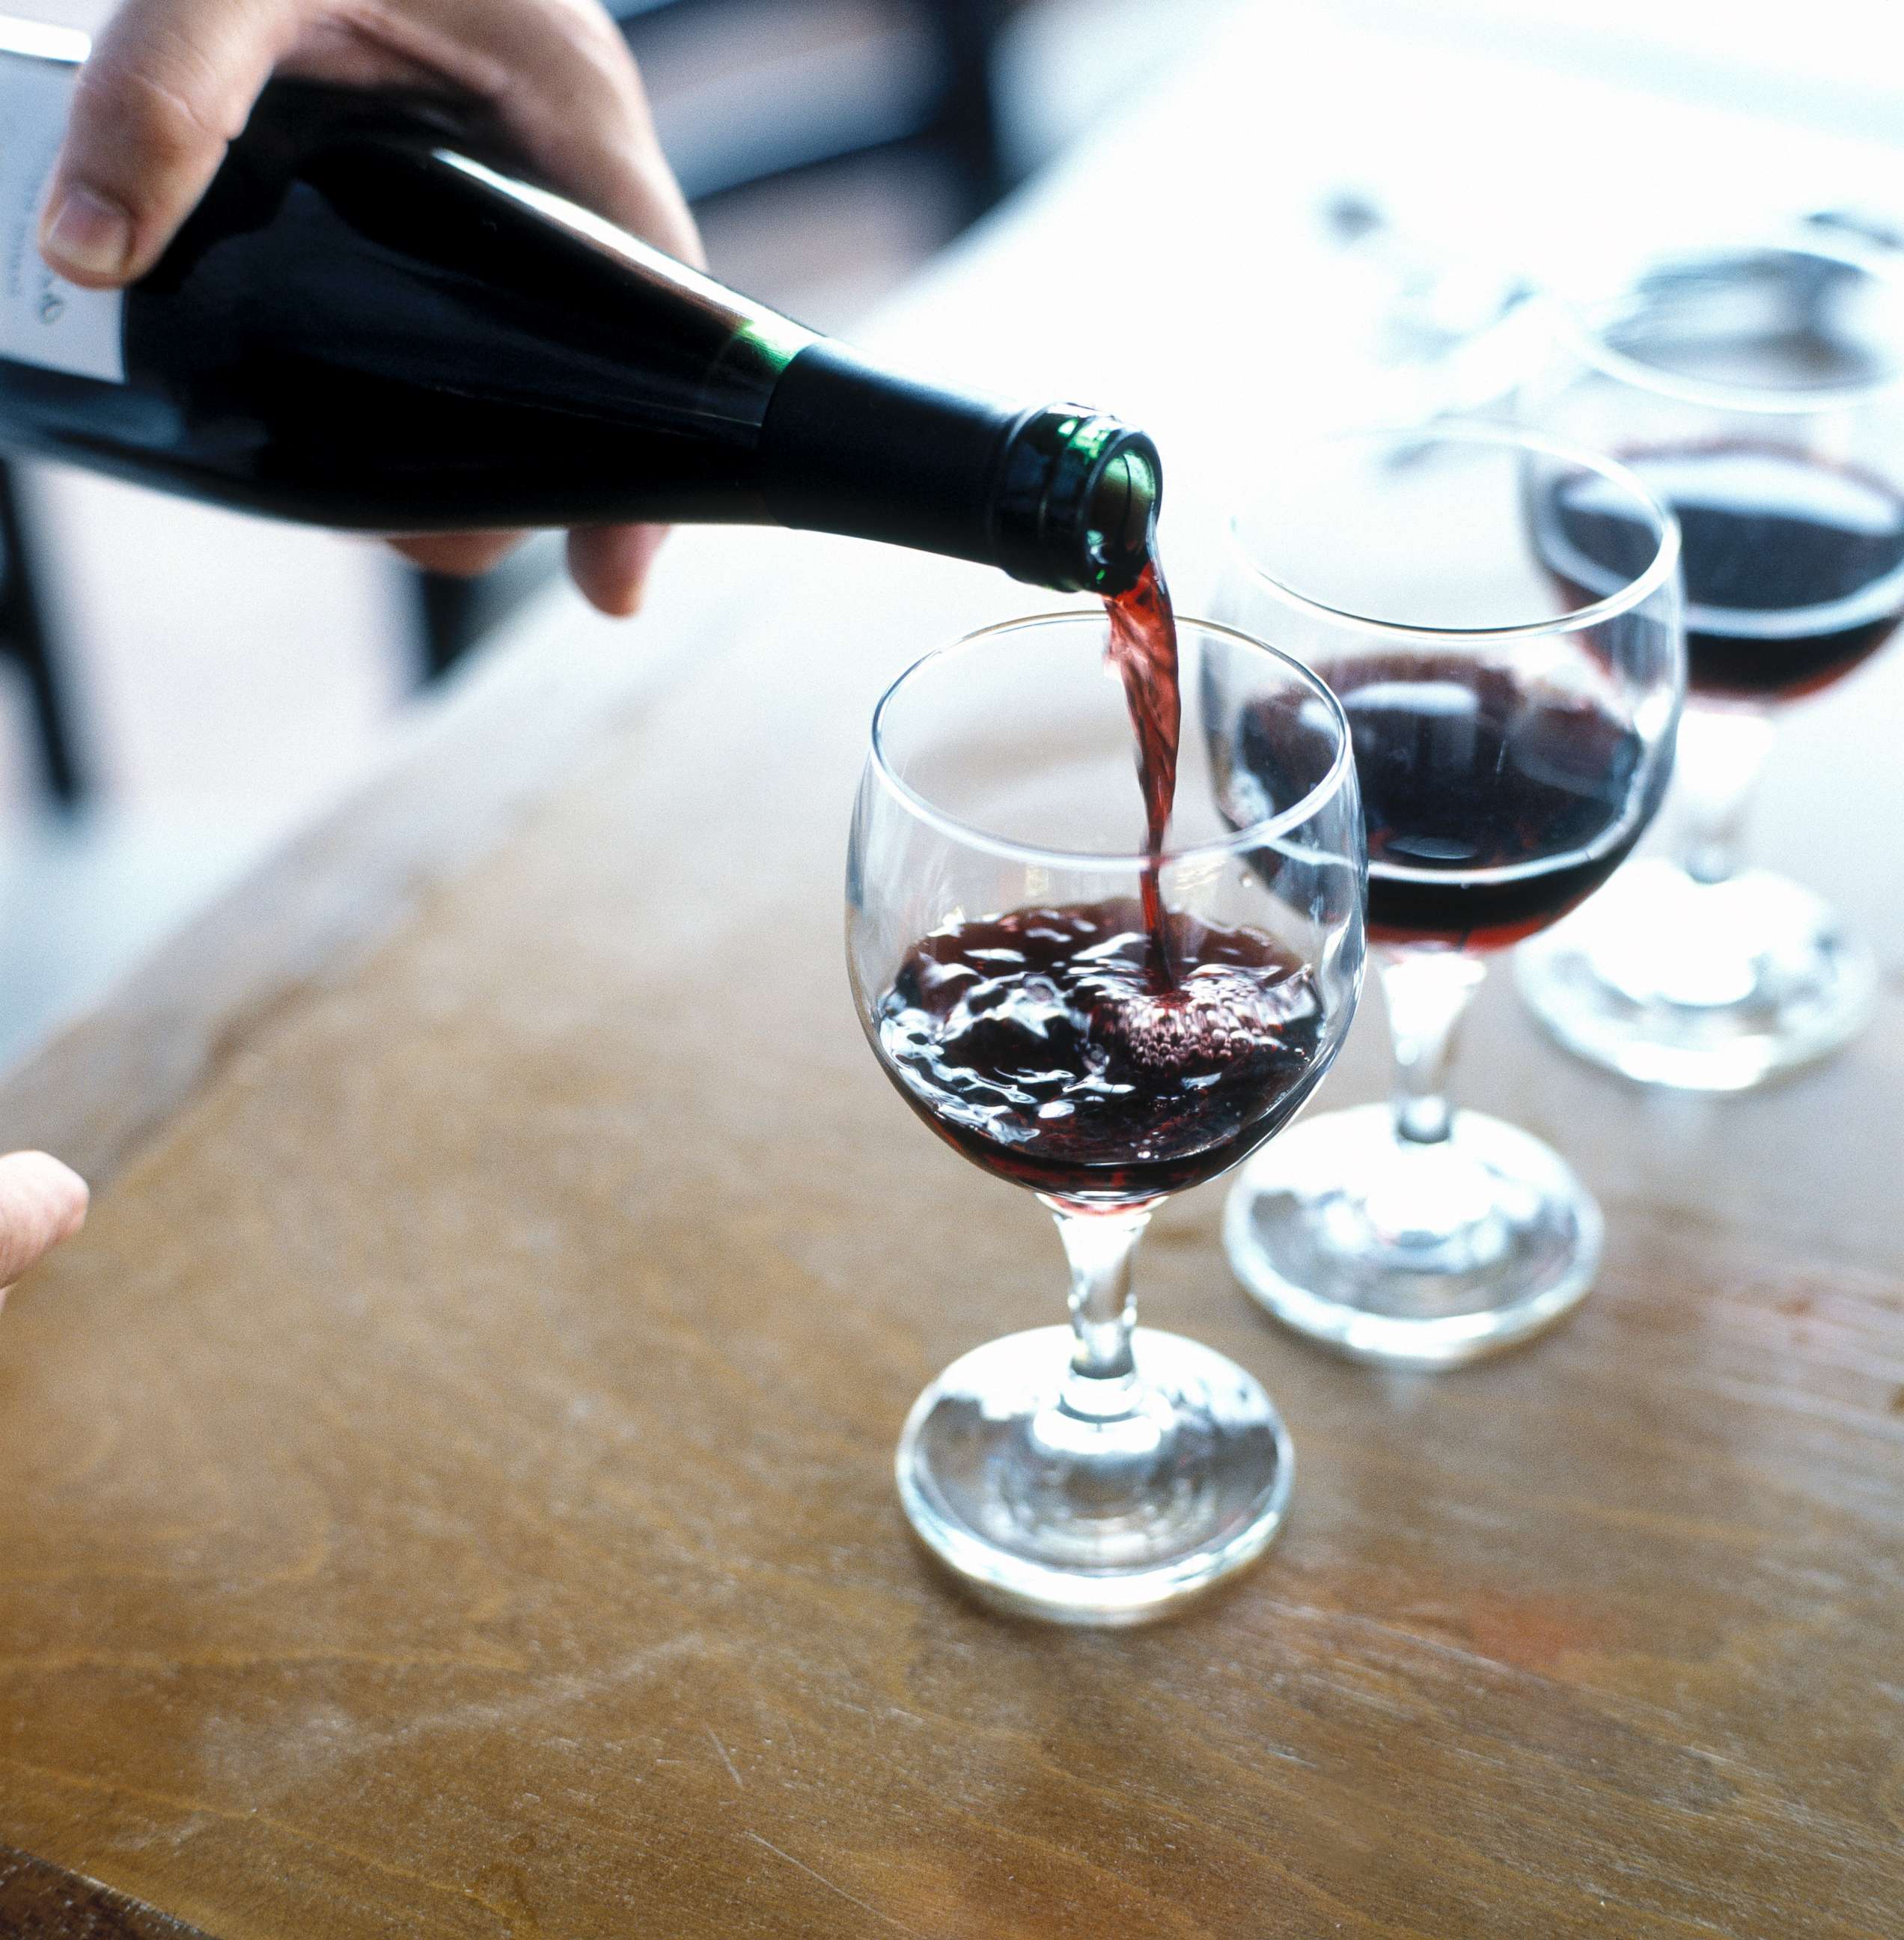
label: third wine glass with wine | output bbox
[1519,234,1904,1088]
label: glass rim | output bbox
[1226,420,1682,644]
[1552,231,1904,416]
[867,609,1356,871]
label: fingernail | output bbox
[41,185,134,280]
[55,1174,89,1240]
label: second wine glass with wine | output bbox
[1213,424,1682,1367]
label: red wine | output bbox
[1263,659,1646,950]
[0,34,1157,594]
[875,900,1323,1204]
[1539,443,1904,701]
[1103,559,1180,966]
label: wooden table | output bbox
[4,11,1902,1936]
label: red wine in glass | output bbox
[875,900,1324,1202]
[1245,659,1647,951]
[1538,442,1904,701]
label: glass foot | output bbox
[1515,858,1876,1092]
[895,1326,1293,1625]
[1224,1102,1601,1367]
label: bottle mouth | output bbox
[992,409,1162,595]
[1084,436,1162,594]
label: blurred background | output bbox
[4,0,1904,1070]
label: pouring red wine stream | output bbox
[1104,558,1182,980]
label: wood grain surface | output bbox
[3,514,1900,1939]
[4,10,1904,1937]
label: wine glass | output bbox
[1212,424,1682,1367]
[1515,234,1904,1088]
[847,610,1363,1623]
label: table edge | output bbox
[1,1843,218,1940]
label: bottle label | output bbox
[0,38,126,384]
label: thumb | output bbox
[0,1151,88,1296]
[40,0,301,288]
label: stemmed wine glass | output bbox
[1516,234,1904,1089]
[1213,424,1682,1367]
[847,611,1363,1623]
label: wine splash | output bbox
[876,900,1322,1204]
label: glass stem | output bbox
[1673,704,1775,888]
[1382,947,1486,1147]
[1054,1209,1147,1412]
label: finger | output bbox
[41,0,306,287]
[387,532,525,576]
[344,0,704,266]
[274,17,445,93]
[567,523,668,617]
[0,1152,89,1297]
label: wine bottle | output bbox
[0,19,1159,594]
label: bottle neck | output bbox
[756,341,1159,594]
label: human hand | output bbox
[0,1153,88,1309]
[39,0,702,616]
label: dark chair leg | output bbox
[415,568,487,684]
[925,0,1012,221]
[0,461,84,805]
[414,537,566,686]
